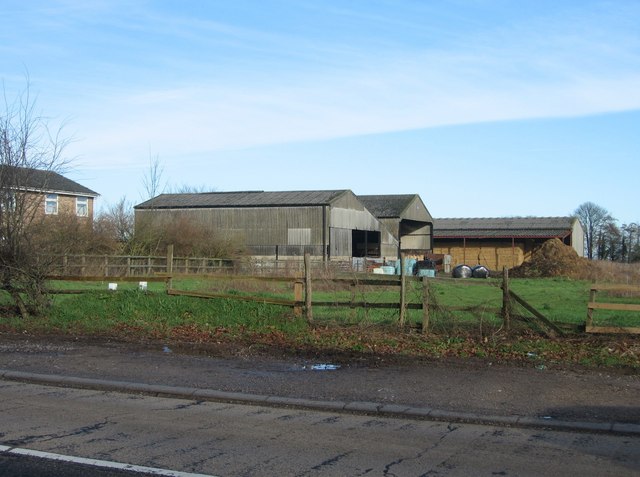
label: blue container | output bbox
[417,269,436,278]
[394,258,417,275]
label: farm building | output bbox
[134,190,432,261]
[358,194,433,255]
[432,217,585,271]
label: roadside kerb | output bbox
[1,369,638,436]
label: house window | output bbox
[1,191,16,211]
[76,197,89,217]
[45,194,58,215]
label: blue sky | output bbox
[3,1,639,223]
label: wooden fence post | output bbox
[166,245,174,291]
[502,266,511,331]
[294,280,304,317]
[304,253,313,324]
[422,277,430,334]
[399,253,406,327]
[586,285,597,328]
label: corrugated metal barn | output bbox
[359,194,433,256]
[432,217,585,270]
[134,190,419,260]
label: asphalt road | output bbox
[1,380,639,476]
[0,337,639,425]
[0,453,173,477]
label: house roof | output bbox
[358,194,419,218]
[433,217,578,239]
[0,166,98,197]
[135,190,350,209]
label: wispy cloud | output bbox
[5,1,640,170]
[70,48,640,166]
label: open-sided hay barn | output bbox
[134,190,432,261]
[432,217,585,271]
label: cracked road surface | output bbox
[1,380,639,476]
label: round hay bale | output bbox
[452,264,473,278]
[472,265,489,278]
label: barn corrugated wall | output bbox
[137,206,325,247]
[135,194,400,260]
[329,228,351,258]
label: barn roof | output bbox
[0,165,98,196]
[433,217,578,239]
[358,194,419,218]
[135,190,351,209]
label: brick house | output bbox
[1,166,99,221]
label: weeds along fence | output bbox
[157,253,431,328]
[48,252,562,336]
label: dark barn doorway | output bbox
[352,230,381,257]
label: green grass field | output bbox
[11,274,639,331]
[1,275,639,369]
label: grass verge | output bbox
[0,277,638,370]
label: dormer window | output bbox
[45,194,58,215]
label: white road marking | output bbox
[1,446,218,477]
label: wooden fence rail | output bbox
[47,253,387,277]
[50,254,235,276]
[45,253,569,337]
[586,284,640,334]
[46,274,173,294]
[509,290,563,338]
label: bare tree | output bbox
[169,183,215,194]
[596,220,621,261]
[141,152,165,200]
[623,223,640,263]
[0,80,70,317]
[87,196,136,255]
[99,196,134,243]
[574,202,614,260]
